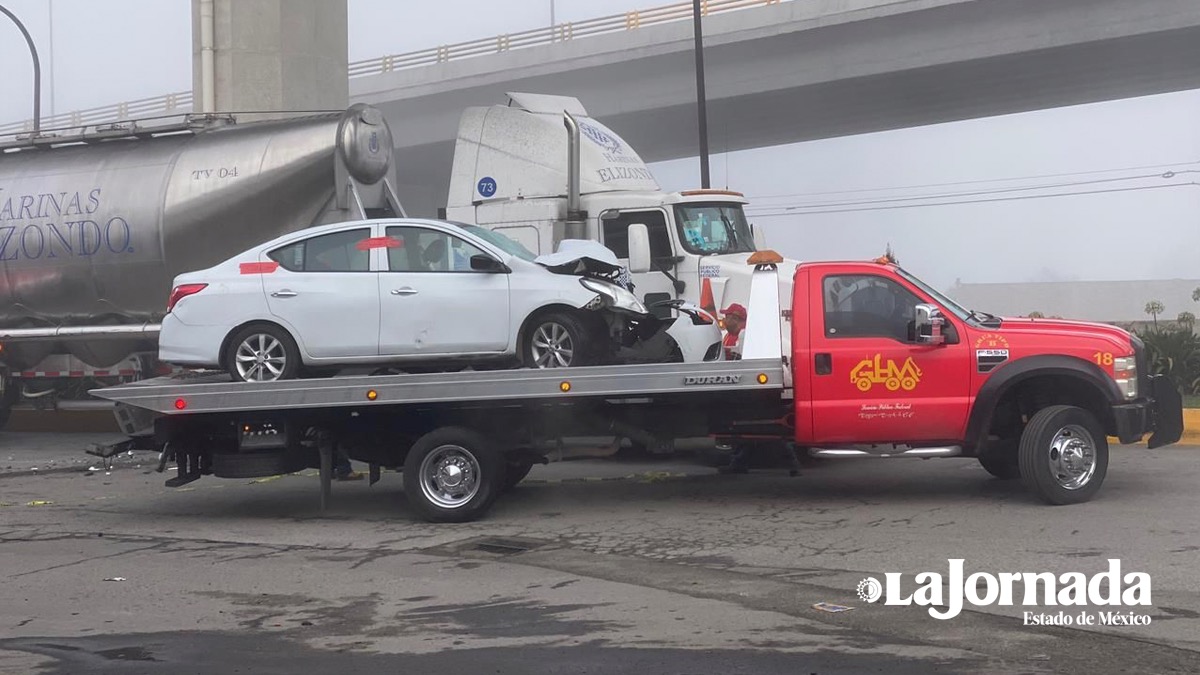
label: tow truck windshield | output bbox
[895,267,1000,327]
[674,203,755,256]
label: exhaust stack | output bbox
[561,111,586,245]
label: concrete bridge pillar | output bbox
[191,0,347,119]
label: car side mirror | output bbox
[751,223,766,250]
[627,223,651,274]
[914,303,946,345]
[470,254,508,273]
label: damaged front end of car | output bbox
[535,241,722,364]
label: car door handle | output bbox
[391,288,418,296]
[270,290,298,298]
[815,353,832,375]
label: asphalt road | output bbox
[1,437,1198,674]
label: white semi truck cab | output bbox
[444,92,797,323]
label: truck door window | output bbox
[601,211,671,260]
[823,274,921,342]
[267,228,370,272]
[385,226,488,272]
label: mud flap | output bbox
[1148,375,1184,449]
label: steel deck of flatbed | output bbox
[89,358,787,416]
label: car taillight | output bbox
[167,283,208,312]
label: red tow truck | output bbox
[92,252,1184,521]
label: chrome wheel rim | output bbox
[530,322,574,368]
[419,444,481,509]
[1047,424,1097,490]
[234,333,287,382]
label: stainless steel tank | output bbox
[0,104,397,368]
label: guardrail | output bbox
[0,0,785,136]
[349,0,782,76]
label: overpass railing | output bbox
[349,0,784,76]
[0,0,785,136]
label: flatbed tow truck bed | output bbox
[90,359,788,522]
[90,264,791,522]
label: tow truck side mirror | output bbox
[751,223,766,250]
[914,304,946,345]
[627,223,651,274]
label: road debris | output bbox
[812,602,855,613]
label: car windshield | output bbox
[894,267,977,324]
[674,203,755,255]
[452,222,537,262]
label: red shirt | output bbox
[723,330,743,360]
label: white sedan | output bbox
[160,218,720,382]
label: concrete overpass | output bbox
[351,0,1200,214]
[7,0,1200,217]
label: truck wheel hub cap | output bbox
[419,445,481,508]
[1047,425,1097,490]
[531,323,574,368]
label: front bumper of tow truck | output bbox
[1111,374,1184,448]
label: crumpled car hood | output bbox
[535,239,623,276]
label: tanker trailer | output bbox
[0,103,403,429]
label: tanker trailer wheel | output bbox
[225,324,300,383]
[1017,405,1108,505]
[403,427,503,523]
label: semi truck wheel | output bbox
[977,439,1021,479]
[403,427,503,522]
[1017,405,1108,505]
[225,324,300,383]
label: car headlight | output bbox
[579,278,647,314]
[1113,355,1137,400]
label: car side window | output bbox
[823,274,921,341]
[601,210,672,260]
[385,226,489,272]
[267,228,370,272]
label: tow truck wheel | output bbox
[226,324,300,383]
[1018,405,1108,505]
[403,427,503,523]
[502,458,535,491]
[977,440,1021,480]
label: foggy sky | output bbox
[1,0,1198,293]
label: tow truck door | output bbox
[805,271,971,444]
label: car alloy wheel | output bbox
[530,321,576,368]
[235,333,289,382]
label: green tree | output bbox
[1145,300,1165,328]
[1027,311,1045,318]
[1179,311,1196,330]
[1192,287,1200,303]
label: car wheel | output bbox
[1018,405,1108,505]
[523,312,593,368]
[403,427,503,523]
[225,324,301,382]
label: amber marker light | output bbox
[757,373,769,384]
[366,390,378,401]
[560,381,571,392]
